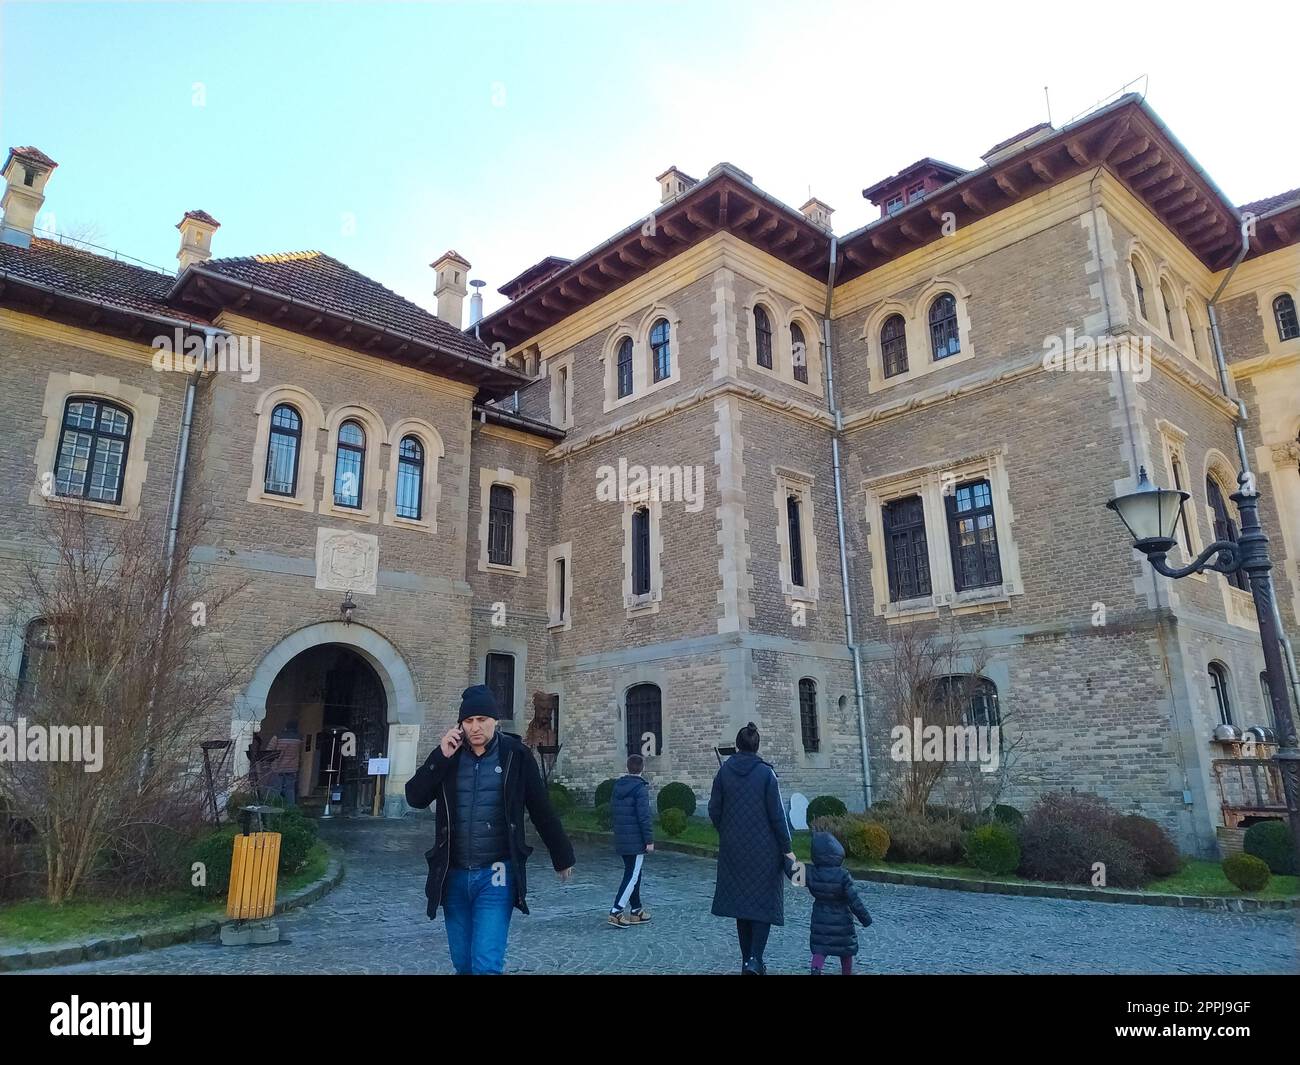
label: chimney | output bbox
[469,279,486,327]
[655,166,697,205]
[176,209,220,273]
[1,146,58,249]
[432,250,471,327]
[799,197,835,232]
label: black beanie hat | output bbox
[458,684,499,722]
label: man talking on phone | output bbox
[405,684,575,974]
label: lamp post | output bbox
[1106,466,1300,868]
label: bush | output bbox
[871,810,966,864]
[1113,815,1182,878]
[548,782,575,813]
[1243,820,1296,875]
[595,802,614,831]
[594,778,617,807]
[660,808,687,836]
[1016,792,1150,887]
[186,825,240,897]
[925,805,976,830]
[657,782,697,818]
[277,818,317,875]
[991,804,1024,828]
[850,821,891,863]
[1223,852,1271,893]
[964,823,1020,876]
[806,795,848,820]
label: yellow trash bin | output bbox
[226,831,281,921]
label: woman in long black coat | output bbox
[708,722,794,975]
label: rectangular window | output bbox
[787,495,805,588]
[886,195,904,215]
[882,495,931,601]
[946,479,1002,591]
[798,678,819,753]
[485,653,515,720]
[556,557,566,620]
[488,485,515,566]
[906,183,925,201]
[632,507,651,596]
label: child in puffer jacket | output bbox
[804,830,872,974]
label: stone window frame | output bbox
[247,384,324,514]
[1126,241,1205,370]
[318,402,387,524]
[740,288,825,398]
[476,466,531,577]
[790,664,832,771]
[773,466,820,606]
[547,541,573,631]
[1155,419,1207,580]
[548,351,575,430]
[622,497,664,617]
[1202,451,1256,630]
[1155,269,1188,350]
[1127,243,1160,333]
[600,304,683,414]
[382,418,444,533]
[473,633,528,724]
[1183,295,1213,368]
[30,371,161,522]
[616,667,676,775]
[861,278,974,394]
[1255,281,1300,354]
[863,449,1022,622]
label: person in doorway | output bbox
[608,753,654,927]
[805,830,872,975]
[708,721,795,975]
[405,684,575,975]
[265,720,302,806]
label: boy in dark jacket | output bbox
[608,754,654,928]
[804,830,872,975]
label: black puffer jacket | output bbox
[405,730,575,920]
[611,775,653,856]
[450,734,509,868]
[806,832,872,957]
[708,751,792,925]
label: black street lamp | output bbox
[1107,466,1300,869]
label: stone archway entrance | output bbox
[233,622,426,817]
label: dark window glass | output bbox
[396,435,424,520]
[334,420,365,508]
[556,557,567,620]
[1133,261,1148,319]
[485,653,515,720]
[755,306,773,369]
[1206,477,1249,591]
[15,618,57,709]
[798,678,819,753]
[1160,283,1177,339]
[928,293,960,359]
[1208,662,1232,726]
[883,495,931,602]
[488,484,515,566]
[791,323,808,383]
[617,337,634,398]
[264,403,301,496]
[926,675,1001,728]
[650,319,672,382]
[787,494,805,588]
[55,398,132,504]
[632,506,651,596]
[1274,293,1299,342]
[1260,671,1275,730]
[626,683,662,758]
[881,314,909,378]
[1171,458,1193,557]
[946,479,1002,591]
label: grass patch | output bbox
[1143,859,1298,899]
[0,840,333,947]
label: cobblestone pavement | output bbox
[35,818,1299,975]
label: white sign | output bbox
[789,792,809,830]
[367,757,390,776]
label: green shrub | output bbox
[991,804,1024,828]
[277,820,316,875]
[594,778,617,807]
[659,808,687,836]
[1113,814,1182,878]
[806,795,848,820]
[1016,792,1149,887]
[1243,820,1296,875]
[872,810,966,864]
[548,782,575,813]
[853,821,891,863]
[657,782,697,818]
[186,826,240,897]
[1222,852,1271,892]
[964,823,1020,875]
[595,802,614,831]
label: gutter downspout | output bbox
[821,237,873,809]
[1206,224,1300,718]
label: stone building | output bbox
[1,92,1296,855]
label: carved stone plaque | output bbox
[315,528,379,595]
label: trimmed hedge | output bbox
[870,809,966,864]
[964,823,1020,876]
[1243,820,1296,875]
[594,778,617,807]
[806,795,848,820]
[657,782,697,818]
[1017,792,1149,887]
[660,808,687,836]
[1223,852,1271,892]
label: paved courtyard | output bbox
[34,817,1299,975]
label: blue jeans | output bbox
[443,865,515,974]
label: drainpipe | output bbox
[1206,223,1300,718]
[820,237,873,809]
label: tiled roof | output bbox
[1239,188,1300,216]
[180,209,220,227]
[0,237,208,323]
[6,146,57,171]
[197,250,492,361]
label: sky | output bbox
[2,0,1297,320]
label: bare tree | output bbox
[0,502,246,903]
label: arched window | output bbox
[395,435,424,520]
[787,494,805,588]
[1206,475,1249,591]
[791,322,809,383]
[55,397,132,504]
[928,294,960,360]
[1131,257,1149,320]
[1170,456,1193,556]
[1185,300,1203,362]
[798,677,819,753]
[1274,293,1299,342]
[16,617,57,708]
[924,675,1001,729]
[1208,662,1232,726]
[650,318,671,382]
[632,506,651,596]
[616,336,634,398]
[1260,671,1275,729]
[334,420,366,508]
[626,683,663,758]
[264,403,301,496]
[881,313,909,378]
[488,484,515,565]
[1160,280,1180,342]
[754,306,774,369]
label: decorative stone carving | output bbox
[1270,440,1300,468]
[315,528,379,595]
